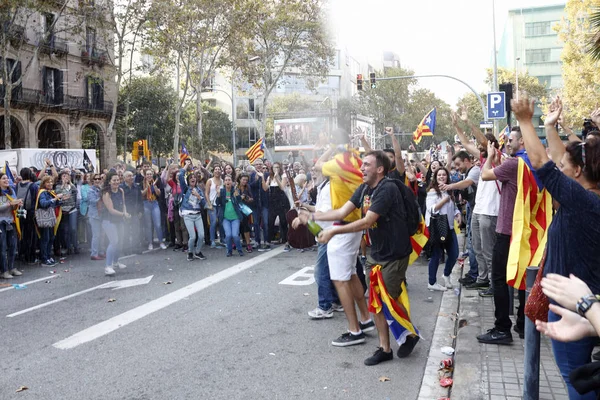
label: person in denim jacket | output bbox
[179,166,207,262]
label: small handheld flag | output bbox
[179,141,191,167]
[4,161,15,187]
[83,150,94,172]
[412,108,436,145]
[246,138,265,164]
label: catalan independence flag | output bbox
[4,161,15,189]
[412,108,436,145]
[245,138,265,164]
[506,158,553,290]
[409,214,429,265]
[498,125,509,151]
[179,141,191,167]
[369,265,420,346]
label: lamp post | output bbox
[201,87,236,165]
[516,57,520,101]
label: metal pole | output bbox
[523,266,540,400]
[492,0,499,136]
[231,75,237,167]
[374,74,488,122]
[516,57,520,101]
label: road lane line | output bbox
[0,274,61,293]
[53,247,285,350]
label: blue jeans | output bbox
[102,220,120,267]
[0,223,17,273]
[466,203,479,279]
[251,206,269,245]
[222,218,242,254]
[314,243,339,310]
[428,230,459,285]
[208,207,225,244]
[183,213,204,253]
[549,309,597,399]
[144,201,162,244]
[88,217,103,257]
[40,227,54,262]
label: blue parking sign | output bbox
[487,92,506,120]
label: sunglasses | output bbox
[94,177,101,181]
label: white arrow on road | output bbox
[6,276,154,318]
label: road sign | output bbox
[487,92,506,120]
[480,121,494,129]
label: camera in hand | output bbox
[582,118,597,139]
[16,208,27,218]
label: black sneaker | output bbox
[397,335,420,358]
[458,276,476,285]
[593,350,600,362]
[364,347,393,366]
[513,325,525,339]
[477,328,513,345]
[331,331,366,347]
[479,287,494,297]
[359,320,376,333]
[173,244,182,251]
[465,280,490,290]
[194,252,206,260]
[187,253,194,262]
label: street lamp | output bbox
[515,57,520,101]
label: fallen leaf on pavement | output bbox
[16,386,28,392]
[378,376,390,382]
[108,298,116,303]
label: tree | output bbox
[404,88,453,146]
[556,0,600,124]
[146,0,253,160]
[235,0,334,139]
[456,92,487,125]
[180,103,233,155]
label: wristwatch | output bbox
[576,294,600,317]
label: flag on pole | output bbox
[245,138,265,164]
[506,158,553,290]
[412,108,436,145]
[83,150,94,172]
[498,125,509,151]
[4,161,15,188]
[179,141,191,167]
[369,265,420,346]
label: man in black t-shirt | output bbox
[299,150,418,366]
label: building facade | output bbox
[2,0,116,168]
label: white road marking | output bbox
[278,266,315,286]
[6,276,154,318]
[53,247,285,350]
[0,274,60,293]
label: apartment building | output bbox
[2,0,116,167]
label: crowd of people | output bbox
[2,93,600,397]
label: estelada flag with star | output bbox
[179,141,191,167]
[412,107,436,145]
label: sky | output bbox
[329,0,564,107]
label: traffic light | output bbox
[356,74,363,91]
[370,72,376,89]
[132,142,139,161]
[137,140,145,161]
[142,139,151,159]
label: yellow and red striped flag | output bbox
[409,215,429,265]
[245,138,265,164]
[179,142,191,166]
[412,108,436,145]
[506,158,553,290]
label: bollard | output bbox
[523,266,540,400]
[508,286,514,316]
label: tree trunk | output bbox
[196,94,203,160]
[4,84,11,150]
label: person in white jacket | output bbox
[425,167,461,291]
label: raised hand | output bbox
[459,105,469,122]
[451,111,459,126]
[591,107,600,128]
[511,95,535,123]
[544,96,562,127]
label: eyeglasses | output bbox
[94,177,101,181]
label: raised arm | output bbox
[314,147,334,172]
[460,105,488,148]
[452,112,480,158]
[386,128,405,176]
[359,133,372,153]
[512,95,549,169]
[544,96,567,164]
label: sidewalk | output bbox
[452,274,569,399]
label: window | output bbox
[43,13,55,34]
[42,67,63,105]
[525,21,555,37]
[526,49,550,63]
[86,27,96,54]
[85,76,104,109]
[6,59,22,99]
[536,75,551,87]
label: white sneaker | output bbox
[9,268,22,276]
[308,307,334,319]
[114,262,127,270]
[159,243,167,250]
[331,303,344,312]
[428,282,447,291]
[148,244,154,251]
[443,275,453,289]
[104,266,116,276]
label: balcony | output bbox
[5,24,26,47]
[38,35,69,57]
[81,48,109,67]
[64,95,113,116]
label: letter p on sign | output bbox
[487,92,506,120]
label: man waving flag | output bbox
[179,141,191,167]
[412,108,436,145]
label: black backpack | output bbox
[360,178,421,236]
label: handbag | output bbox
[525,247,549,323]
[429,213,449,244]
[239,203,253,216]
[35,206,57,228]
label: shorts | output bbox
[365,255,410,299]
[327,231,362,281]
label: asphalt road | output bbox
[0,243,443,400]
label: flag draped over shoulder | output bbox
[369,265,420,346]
[34,189,62,236]
[179,142,191,167]
[506,158,552,289]
[409,214,429,265]
[245,138,265,164]
[412,108,436,145]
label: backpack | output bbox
[360,178,421,236]
[17,182,35,212]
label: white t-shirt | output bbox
[473,174,501,216]
[315,181,334,230]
